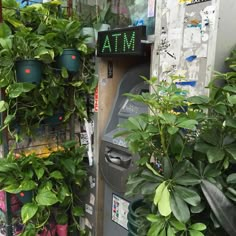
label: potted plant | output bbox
[93,3,114,40]
[115,50,236,236]
[0,23,54,85]
[0,140,88,235]
[42,17,89,73]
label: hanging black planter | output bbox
[15,59,42,85]
[56,49,80,73]
[17,190,33,204]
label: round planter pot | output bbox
[43,112,64,125]
[81,27,96,47]
[94,23,110,41]
[15,59,42,85]
[17,190,33,204]
[56,224,68,236]
[127,223,138,236]
[128,199,149,235]
[56,49,80,73]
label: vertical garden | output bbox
[0,0,97,235]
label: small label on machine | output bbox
[111,194,129,230]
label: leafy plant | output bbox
[0,1,97,139]
[116,47,236,236]
[0,140,88,235]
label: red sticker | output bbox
[71,55,76,60]
[25,69,31,74]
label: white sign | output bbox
[112,194,129,230]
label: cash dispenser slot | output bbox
[105,148,131,169]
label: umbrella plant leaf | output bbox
[189,230,204,236]
[174,186,201,206]
[154,182,166,205]
[175,174,201,186]
[190,223,206,231]
[177,119,198,130]
[170,193,190,223]
[158,186,172,216]
[207,147,225,163]
[227,173,236,184]
[201,180,236,236]
[167,225,175,236]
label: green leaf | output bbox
[175,174,201,186]
[170,134,184,155]
[21,203,38,224]
[159,228,166,236]
[225,145,236,160]
[177,119,198,130]
[50,171,64,179]
[172,161,189,178]
[167,225,175,236]
[187,95,209,104]
[170,219,186,230]
[227,174,236,184]
[147,214,160,223]
[3,184,21,193]
[0,101,8,112]
[170,193,190,223]
[190,202,205,213]
[213,104,227,115]
[36,188,58,206]
[18,180,37,191]
[223,85,236,93]
[147,222,163,236]
[158,113,176,124]
[7,83,36,98]
[60,159,75,174]
[72,206,84,217]
[34,168,44,180]
[207,147,225,163]
[201,180,236,236]
[163,156,172,179]
[61,67,69,78]
[146,162,163,177]
[0,23,12,38]
[228,95,236,104]
[225,117,236,128]
[158,186,172,216]
[189,230,204,236]
[190,223,206,231]
[141,183,160,195]
[141,169,163,182]
[168,126,179,135]
[154,182,166,205]
[174,186,201,206]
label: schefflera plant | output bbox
[115,73,236,236]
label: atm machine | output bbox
[100,63,150,236]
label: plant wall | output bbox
[0,0,97,140]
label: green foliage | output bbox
[118,48,236,235]
[0,1,97,139]
[0,141,87,234]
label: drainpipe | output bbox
[67,0,72,17]
[0,1,13,235]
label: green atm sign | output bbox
[97,26,146,57]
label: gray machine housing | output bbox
[100,63,150,194]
